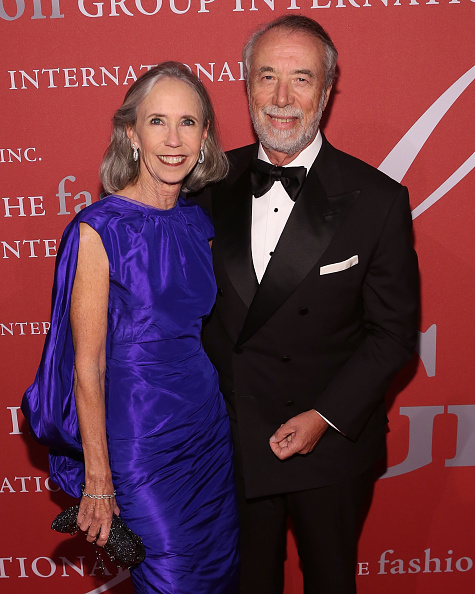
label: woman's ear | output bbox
[126,125,137,146]
[202,121,209,144]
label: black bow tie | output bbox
[251,158,307,201]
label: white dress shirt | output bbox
[251,131,323,283]
[250,130,341,434]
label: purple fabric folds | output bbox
[21,207,84,496]
[22,195,239,593]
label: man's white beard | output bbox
[249,91,325,157]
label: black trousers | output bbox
[235,469,374,594]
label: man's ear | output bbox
[322,85,332,112]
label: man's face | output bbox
[248,28,332,164]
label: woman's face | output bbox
[127,77,208,191]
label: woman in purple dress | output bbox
[22,62,239,593]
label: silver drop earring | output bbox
[198,147,205,164]
[132,143,139,162]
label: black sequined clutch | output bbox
[51,504,146,573]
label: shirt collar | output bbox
[257,129,322,173]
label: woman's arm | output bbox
[70,222,119,546]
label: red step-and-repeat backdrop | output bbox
[1,1,474,592]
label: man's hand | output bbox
[269,410,329,460]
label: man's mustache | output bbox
[262,106,303,120]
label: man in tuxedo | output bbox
[200,14,419,594]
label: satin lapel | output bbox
[236,162,359,347]
[214,163,258,309]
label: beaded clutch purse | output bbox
[51,504,146,574]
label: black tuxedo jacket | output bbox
[198,135,419,499]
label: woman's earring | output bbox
[132,143,139,162]
[198,147,205,164]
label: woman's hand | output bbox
[77,480,120,546]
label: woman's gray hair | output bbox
[100,61,228,194]
[242,15,338,93]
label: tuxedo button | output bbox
[298,306,308,315]
[285,400,295,407]
[217,288,223,296]
[281,356,291,363]
[234,346,244,354]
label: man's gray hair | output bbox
[242,15,338,92]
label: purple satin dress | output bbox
[22,195,240,593]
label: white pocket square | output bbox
[320,255,359,275]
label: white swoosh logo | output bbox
[84,570,130,593]
[378,65,475,219]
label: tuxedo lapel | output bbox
[214,156,258,309]
[236,151,359,347]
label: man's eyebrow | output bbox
[256,66,315,77]
[257,66,275,74]
[292,69,314,77]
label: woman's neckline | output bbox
[109,193,181,213]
